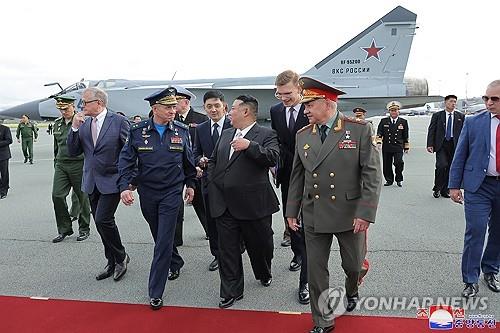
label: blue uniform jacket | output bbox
[118,119,196,193]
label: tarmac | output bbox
[0,115,498,320]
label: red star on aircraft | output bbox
[361,38,384,62]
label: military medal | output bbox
[303,144,310,150]
[345,130,351,140]
[171,136,183,144]
[144,139,148,145]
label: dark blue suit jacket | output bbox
[67,111,130,194]
[449,111,494,192]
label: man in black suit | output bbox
[0,123,12,199]
[426,95,465,198]
[376,101,410,187]
[207,95,279,309]
[166,86,209,281]
[194,90,231,272]
[67,87,130,281]
[270,70,310,304]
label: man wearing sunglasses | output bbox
[426,95,465,198]
[449,80,500,298]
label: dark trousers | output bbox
[433,140,455,193]
[139,187,183,298]
[280,177,308,285]
[382,151,404,183]
[88,188,126,265]
[171,198,185,271]
[462,177,500,283]
[0,159,9,195]
[305,225,365,327]
[203,188,219,259]
[216,210,274,299]
[174,179,207,246]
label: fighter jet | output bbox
[0,6,441,121]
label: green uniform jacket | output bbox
[286,112,382,233]
[16,122,38,140]
[53,116,84,162]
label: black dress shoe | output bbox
[299,283,310,304]
[484,273,500,292]
[440,192,450,198]
[462,283,479,298]
[24,157,28,163]
[52,231,73,243]
[260,278,272,287]
[168,269,180,280]
[289,256,302,272]
[433,190,441,198]
[29,160,33,164]
[383,182,393,186]
[218,294,243,309]
[96,264,115,281]
[310,325,334,333]
[396,182,402,187]
[346,294,358,312]
[76,231,89,241]
[209,258,219,271]
[150,298,163,310]
[0,192,7,199]
[113,254,130,281]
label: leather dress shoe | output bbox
[209,258,219,271]
[346,294,358,312]
[281,238,291,247]
[396,182,402,187]
[462,283,479,298]
[150,298,163,310]
[299,283,310,304]
[310,325,334,333]
[289,257,302,272]
[0,192,7,199]
[23,157,28,163]
[218,294,243,309]
[440,191,450,198]
[168,269,180,280]
[484,273,500,292]
[383,182,393,186]
[260,278,272,287]
[76,231,89,241]
[96,264,115,280]
[432,190,441,198]
[113,254,130,281]
[52,231,73,243]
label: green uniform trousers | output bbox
[21,138,33,161]
[52,161,90,235]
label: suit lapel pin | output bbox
[303,144,310,150]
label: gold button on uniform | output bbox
[313,173,318,178]
[331,195,336,201]
[330,184,335,189]
[314,195,320,199]
[329,172,335,177]
[313,184,318,188]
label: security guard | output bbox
[118,87,196,310]
[376,101,409,187]
[51,95,91,243]
[16,114,38,164]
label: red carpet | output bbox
[0,296,486,332]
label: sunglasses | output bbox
[482,96,500,102]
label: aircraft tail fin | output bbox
[303,6,417,98]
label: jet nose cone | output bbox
[0,99,43,120]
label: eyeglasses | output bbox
[81,99,99,106]
[482,96,500,103]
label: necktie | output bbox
[179,115,184,122]
[229,130,242,159]
[288,107,296,132]
[212,123,219,144]
[445,113,452,141]
[320,125,328,143]
[392,119,396,125]
[496,115,500,173]
[91,117,98,146]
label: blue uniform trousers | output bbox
[139,186,183,299]
[462,177,500,283]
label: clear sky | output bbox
[1,0,499,109]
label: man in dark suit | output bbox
[207,95,279,309]
[0,123,12,199]
[194,90,231,272]
[426,95,465,198]
[67,87,130,282]
[376,101,410,187]
[165,86,209,281]
[270,70,310,304]
[449,80,500,298]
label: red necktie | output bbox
[496,115,500,173]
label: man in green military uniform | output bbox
[286,77,382,333]
[51,95,91,243]
[16,114,38,164]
